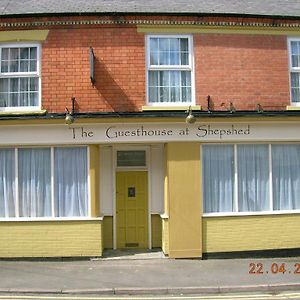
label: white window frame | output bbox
[0,42,42,112]
[146,34,195,106]
[0,145,91,221]
[288,38,300,106]
[202,143,300,217]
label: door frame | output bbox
[112,145,152,250]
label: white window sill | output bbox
[0,109,47,116]
[286,105,300,110]
[203,210,300,218]
[142,105,201,111]
[0,217,104,222]
[160,213,169,219]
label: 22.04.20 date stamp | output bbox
[249,262,300,275]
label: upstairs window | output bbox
[0,44,41,111]
[147,35,194,105]
[289,39,300,105]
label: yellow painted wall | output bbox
[203,214,300,253]
[151,214,162,248]
[103,216,113,249]
[0,30,49,42]
[162,218,169,255]
[0,221,102,258]
[165,142,202,258]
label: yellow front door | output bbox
[116,171,148,249]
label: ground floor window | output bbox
[203,144,300,214]
[0,146,88,218]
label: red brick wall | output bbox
[42,26,145,113]
[195,34,290,111]
[38,24,291,112]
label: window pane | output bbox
[0,47,38,74]
[1,48,9,60]
[159,51,169,65]
[19,93,28,107]
[170,38,180,65]
[180,52,189,65]
[181,71,191,87]
[30,47,37,59]
[150,37,190,66]
[170,87,180,102]
[170,38,180,51]
[30,60,37,72]
[0,78,8,93]
[20,60,29,72]
[18,148,51,217]
[149,86,158,103]
[11,93,19,106]
[159,38,169,51]
[149,71,158,87]
[30,77,39,91]
[149,38,159,65]
[1,61,9,73]
[148,70,192,103]
[0,77,39,108]
[20,78,29,92]
[203,145,234,213]
[291,73,300,103]
[117,150,146,167]
[29,92,38,106]
[10,48,19,60]
[0,149,16,217]
[291,41,300,67]
[54,147,88,217]
[9,60,19,72]
[20,48,29,60]
[181,87,191,102]
[237,145,270,212]
[272,145,300,210]
[180,38,188,51]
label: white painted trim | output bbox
[148,146,152,249]
[99,145,113,216]
[14,148,19,218]
[112,145,117,250]
[50,147,55,217]
[233,144,238,212]
[203,210,300,217]
[87,146,92,217]
[160,213,169,219]
[0,217,104,222]
[269,144,273,211]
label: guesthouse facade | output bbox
[0,0,300,258]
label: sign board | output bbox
[0,122,299,145]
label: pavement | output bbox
[0,250,300,296]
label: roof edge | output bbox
[1,11,300,21]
